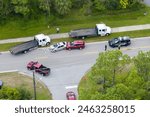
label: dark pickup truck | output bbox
[27,61,50,76]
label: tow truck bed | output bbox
[69,28,97,38]
[10,40,38,55]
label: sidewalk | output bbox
[0,24,150,44]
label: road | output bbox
[0,37,150,99]
[144,0,150,6]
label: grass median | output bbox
[0,72,52,100]
[0,7,150,40]
[0,29,150,52]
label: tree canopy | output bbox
[0,0,145,21]
[79,50,150,100]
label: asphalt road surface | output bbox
[0,37,150,100]
[144,0,150,6]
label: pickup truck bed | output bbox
[10,40,38,55]
[69,28,97,38]
[27,61,51,76]
[35,65,50,76]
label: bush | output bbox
[0,86,32,100]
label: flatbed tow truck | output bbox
[10,34,51,55]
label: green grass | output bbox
[0,29,150,52]
[0,42,21,52]
[0,72,52,100]
[0,7,150,39]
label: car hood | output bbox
[50,45,55,49]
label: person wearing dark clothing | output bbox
[56,27,60,33]
[118,44,121,50]
[105,45,107,51]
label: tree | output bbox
[120,0,129,9]
[0,0,13,19]
[38,0,51,16]
[128,0,145,10]
[0,86,21,100]
[71,0,86,8]
[95,50,130,87]
[104,0,120,10]
[11,0,30,17]
[0,86,32,100]
[17,87,32,100]
[53,0,72,15]
[134,51,150,81]
[93,0,106,12]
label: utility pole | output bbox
[33,71,36,100]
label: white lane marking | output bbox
[65,85,78,89]
[0,70,18,73]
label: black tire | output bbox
[106,33,110,36]
[46,42,50,46]
[82,37,85,39]
[24,50,27,54]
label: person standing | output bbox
[118,44,121,50]
[105,45,107,51]
[56,27,60,33]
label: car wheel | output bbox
[106,33,109,36]
[46,42,50,46]
[82,37,85,39]
[24,50,27,54]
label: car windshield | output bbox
[70,42,74,46]
[113,38,119,43]
[53,44,58,47]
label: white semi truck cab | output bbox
[34,34,51,46]
[96,24,111,36]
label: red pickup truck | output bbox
[27,61,50,76]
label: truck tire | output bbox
[106,33,110,36]
[24,50,27,54]
[46,42,50,46]
[82,37,85,39]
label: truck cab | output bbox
[34,34,51,46]
[96,24,111,36]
